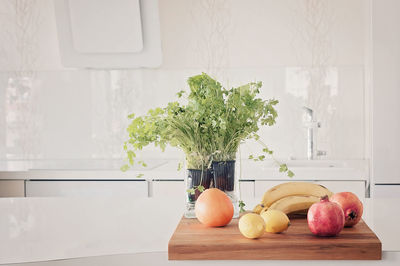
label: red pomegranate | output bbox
[330,192,363,227]
[307,195,345,236]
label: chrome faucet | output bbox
[303,106,326,160]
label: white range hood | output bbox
[54,0,162,68]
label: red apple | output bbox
[307,195,345,236]
[330,192,363,227]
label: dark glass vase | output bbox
[211,160,239,218]
[184,168,213,218]
[186,168,213,202]
[212,160,235,192]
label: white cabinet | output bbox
[25,180,148,197]
[254,180,366,199]
[0,180,25,197]
[151,180,255,199]
[317,181,365,199]
[373,0,400,184]
[239,181,255,198]
[373,185,400,198]
[152,180,184,198]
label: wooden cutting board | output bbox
[168,216,382,260]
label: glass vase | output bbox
[184,168,213,218]
[211,160,239,218]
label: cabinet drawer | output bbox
[255,180,365,199]
[152,180,184,198]
[317,181,365,199]
[25,180,148,197]
[152,180,255,199]
[373,184,400,198]
[0,180,25,197]
[239,181,255,198]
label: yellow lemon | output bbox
[260,209,290,233]
[238,213,265,239]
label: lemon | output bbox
[260,209,290,233]
[238,213,265,239]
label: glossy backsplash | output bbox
[0,66,364,161]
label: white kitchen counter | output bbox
[0,159,371,200]
[8,252,400,266]
[0,197,399,265]
[0,159,367,181]
[0,159,180,180]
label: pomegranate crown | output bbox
[320,195,329,202]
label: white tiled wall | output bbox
[0,67,366,161]
[0,0,369,163]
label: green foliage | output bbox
[262,147,274,155]
[248,136,295,178]
[239,200,246,213]
[279,164,288,173]
[249,153,295,178]
[177,161,184,171]
[184,73,279,162]
[186,188,195,195]
[120,164,129,172]
[123,99,208,170]
[122,73,293,177]
[186,185,205,195]
[287,170,295,178]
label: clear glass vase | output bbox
[183,161,240,219]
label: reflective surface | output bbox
[0,66,365,161]
[0,197,399,265]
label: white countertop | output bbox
[9,252,400,266]
[0,197,399,265]
[0,159,368,181]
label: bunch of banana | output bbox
[253,182,333,215]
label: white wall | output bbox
[372,0,400,184]
[0,0,369,162]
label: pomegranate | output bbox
[330,192,363,227]
[307,195,345,236]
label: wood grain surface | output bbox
[168,216,382,260]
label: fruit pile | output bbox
[242,182,363,238]
[193,182,364,239]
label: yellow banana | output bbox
[260,206,269,215]
[268,195,320,214]
[288,209,308,215]
[252,204,264,214]
[261,182,333,207]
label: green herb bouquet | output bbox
[122,73,292,217]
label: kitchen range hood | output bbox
[54,0,162,68]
